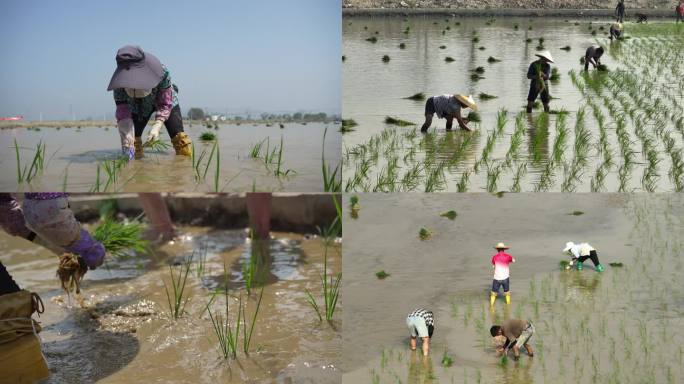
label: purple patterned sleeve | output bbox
[154,87,173,122]
[0,193,32,238]
[24,193,68,200]
[116,103,132,122]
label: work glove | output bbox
[145,120,164,145]
[65,229,105,270]
[117,118,135,160]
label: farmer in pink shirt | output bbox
[490,242,516,305]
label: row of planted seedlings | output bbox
[441,196,684,383]
[163,198,342,362]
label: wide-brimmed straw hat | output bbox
[494,242,509,250]
[535,50,555,63]
[563,241,575,253]
[455,94,478,111]
[107,45,164,91]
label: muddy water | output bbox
[0,122,341,192]
[342,193,684,383]
[1,227,341,383]
[342,17,683,192]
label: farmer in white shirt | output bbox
[563,242,605,272]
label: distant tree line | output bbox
[186,108,337,122]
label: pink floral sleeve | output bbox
[154,87,173,122]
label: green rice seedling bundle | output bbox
[382,55,390,62]
[467,111,481,123]
[92,216,149,259]
[479,93,497,100]
[418,227,433,240]
[375,270,390,279]
[14,139,46,183]
[440,210,457,220]
[384,116,415,126]
[143,139,171,152]
[445,56,455,62]
[366,36,377,43]
[404,92,425,101]
[487,56,501,63]
[442,351,454,367]
[340,119,358,133]
[457,169,471,192]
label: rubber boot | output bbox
[595,264,605,272]
[505,292,511,305]
[134,137,144,159]
[172,132,193,156]
[576,261,583,271]
[490,292,497,306]
[526,101,533,113]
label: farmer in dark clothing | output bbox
[609,22,624,40]
[677,1,684,23]
[526,50,554,113]
[584,45,605,71]
[616,0,625,23]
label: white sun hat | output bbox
[563,242,575,253]
[535,50,555,63]
[494,242,510,250]
[455,94,478,111]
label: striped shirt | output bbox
[407,308,434,327]
[432,94,461,119]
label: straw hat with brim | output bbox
[107,46,164,91]
[455,94,478,111]
[535,50,555,63]
[494,242,509,250]
[563,242,575,253]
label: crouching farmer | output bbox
[490,318,535,361]
[421,94,477,133]
[563,241,605,272]
[406,308,434,356]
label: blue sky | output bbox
[0,0,340,120]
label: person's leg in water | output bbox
[421,97,436,132]
[588,250,604,271]
[526,82,539,113]
[137,193,176,241]
[246,193,272,240]
[503,278,511,305]
[541,84,551,112]
[491,279,501,305]
[165,105,192,156]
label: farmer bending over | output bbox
[526,51,554,113]
[490,242,515,306]
[108,45,192,160]
[563,241,605,272]
[406,308,434,356]
[584,45,605,71]
[609,22,624,40]
[490,319,535,361]
[677,1,684,23]
[421,94,477,133]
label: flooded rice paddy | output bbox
[0,122,342,193]
[343,17,684,192]
[342,193,683,383]
[1,224,341,383]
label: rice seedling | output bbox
[441,351,454,367]
[193,243,209,279]
[272,135,294,177]
[445,56,455,62]
[143,139,171,152]
[92,216,149,259]
[560,45,571,51]
[14,139,46,183]
[467,111,481,123]
[487,56,501,63]
[322,127,342,192]
[164,256,192,319]
[440,210,457,220]
[340,119,358,133]
[510,163,527,192]
[382,55,390,62]
[399,43,406,49]
[305,210,341,322]
[479,93,497,100]
[375,270,390,279]
[418,227,433,240]
[384,116,415,126]
[486,163,502,192]
[457,169,471,192]
[249,138,266,158]
[404,92,426,101]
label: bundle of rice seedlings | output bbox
[560,46,571,51]
[597,64,609,72]
[418,227,433,240]
[404,92,426,101]
[382,55,390,62]
[384,116,415,126]
[341,119,358,133]
[445,56,455,62]
[550,67,561,81]
[440,210,457,220]
[143,139,171,152]
[375,270,390,279]
[609,262,623,267]
[467,111,481,122]
[487,56,501,63]
[92,217,149,259]
[479,93,498,100]
[399,43,406,49]
[366,36,377,43]
[200,131,217,141]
